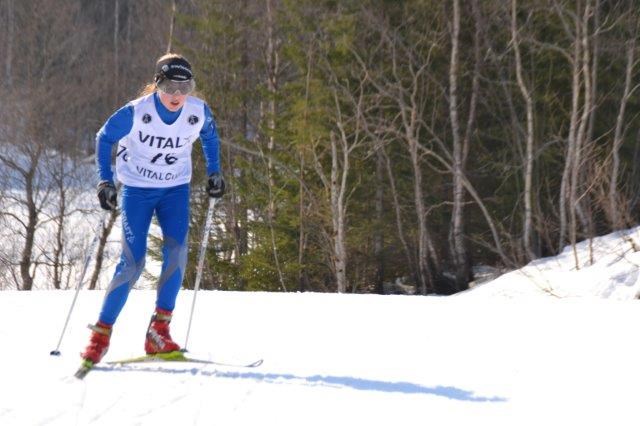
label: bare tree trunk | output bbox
[20,165,38,291]
[449,0,464,288]
[297,154,309,292]
[449,0,476,290]
[52,155,67,290]
[266,0,278,183]
[374,141,385,294]
[399,58,436,293]
[5,0,14,88]
[166,0,176,53]
[330,130,348,293]
[511,0,536,261]
[417,143,511,265]
[91,0,121,289]
[355,11,438,292]
[113,0,120,107]
[264,0,286,291]
[630,129,640,212]
[569,1,592,267]
[225,146,243,268]
[126,0,133,59]
[409,139,432,295]
[311,84,362,294]
[88,210,118,290]
[381,146,418,283]
[298,47,313,293]
[609,36,636,229]
[236,0,250,263]
[307,48,365,293]
[573,3,596,237]
[9,145,46,291]
[586,0,600,150]
[558,6,582,253]
[581,0,600,259]
[264,176,286,290]
[0,146,48,291]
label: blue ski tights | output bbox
[98,184,190,325]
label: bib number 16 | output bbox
[151,153,177,165]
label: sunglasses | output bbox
[157,78,195,95]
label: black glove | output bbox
[97,181,118,210]
[207,172,225,198]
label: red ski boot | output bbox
[81,321,112,364]
[145,308,181,354]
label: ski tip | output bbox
[74,368,90,380]
[74,360,94,380]
[248,359,264,368]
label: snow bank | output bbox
[464,227,640,299]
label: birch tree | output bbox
[262,0,286,290]
[357,11,444,294]
[448,0,481,289]
[310,77,366,293]
[609,30,638,229]
[0,134,51,290]
[511,0,536,261]
[556,0,593,266]
[4,0,13,88]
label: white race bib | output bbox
[115,94,205,188]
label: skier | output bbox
[81,53,225,366]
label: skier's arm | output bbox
[95,105,134,183]
[200,104,221,175]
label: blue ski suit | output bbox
[95,92,221,325]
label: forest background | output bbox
[1,0,639,296]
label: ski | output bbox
[107,351,263,368]
[74,351,262,379]
[74,359,94,380]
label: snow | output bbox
[2,229,640,425]
[466,227,640,299]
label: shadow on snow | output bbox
[94,365,506,403]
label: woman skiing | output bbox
[81,53,225,366]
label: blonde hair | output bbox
[138,82,158,97]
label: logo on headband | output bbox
[161,63,192,81]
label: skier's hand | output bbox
[97,181,118,210]
[207,172,225,198]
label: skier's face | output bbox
[158,90,187,112]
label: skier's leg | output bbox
[83,186,158,363]
[154,183,190,312]
[144,184,190,353]
[98,186,157,325]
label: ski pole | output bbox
[50,212,109,356]
[183,197,217,352]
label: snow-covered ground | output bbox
[466,227,640,299]
[2,228,640,425]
